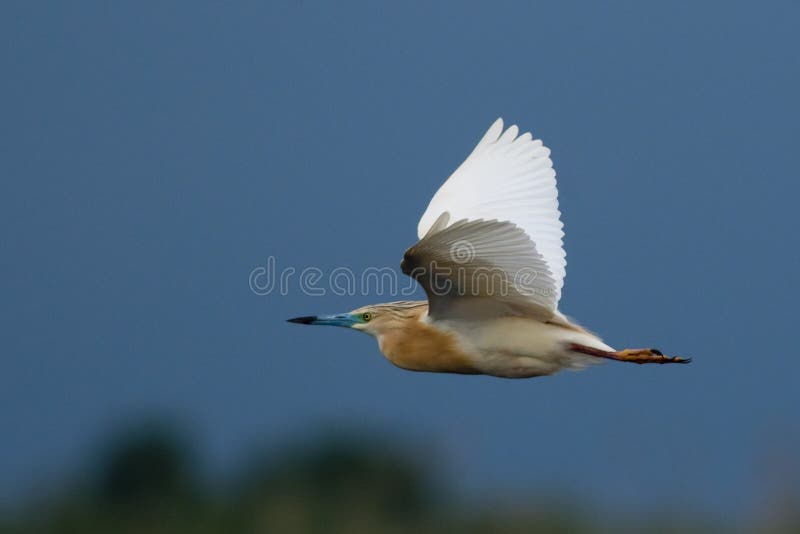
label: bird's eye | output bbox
[362,313,372,322]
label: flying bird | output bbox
[288,119,690,378]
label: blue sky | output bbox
[2,1,799,520]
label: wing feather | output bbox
[402,219,557,321]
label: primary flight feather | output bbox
[289,119,689,378]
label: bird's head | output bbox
[287,301,425,337]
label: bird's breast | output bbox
[376,322,480,375]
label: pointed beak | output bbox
[286,313,356,328]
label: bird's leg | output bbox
[568,343,691,365]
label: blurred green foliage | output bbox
[0,422,796,534]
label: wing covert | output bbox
[402,219,557,321]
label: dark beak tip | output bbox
[287,315,317,325]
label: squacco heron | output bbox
[289,119,690,378]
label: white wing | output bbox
[416,118,566,309]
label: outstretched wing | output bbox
[402,119,566,320]
[416,118,566,306]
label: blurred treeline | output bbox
[0,422,796,534]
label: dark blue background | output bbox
[2,1,798,520]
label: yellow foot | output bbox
[612,348,691,365]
